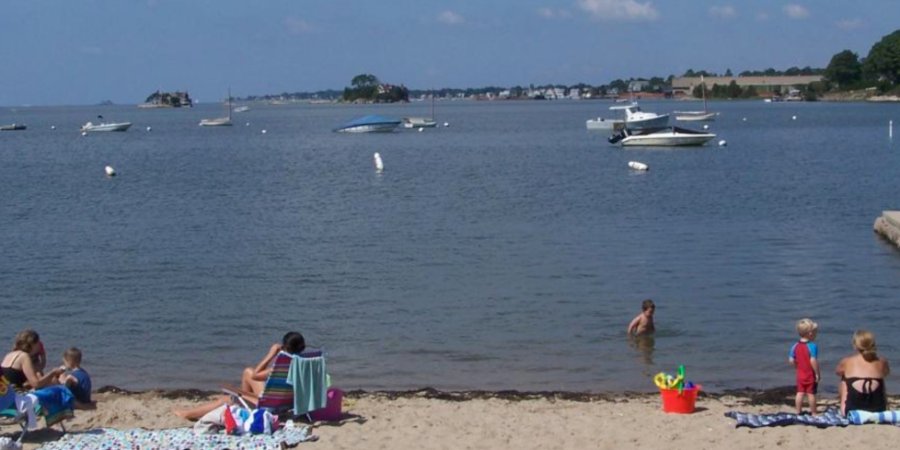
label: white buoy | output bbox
[373,152,384,173]
[418,128,424,133]
[703,124,709,130]
[443,122,450,127]
[261,129,267,134]
[718,140,727,147]
[50,125,56,130]
[792,115,797,120]
[81,131,87,136]
[104,165,116,177]
[628,161,648,171]
[146,126,152,132]
[245,122,250,127]
[890,120,893,139]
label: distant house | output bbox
[671,75,823,96]
[628,80,651,92]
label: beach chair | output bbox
[0,377,70,445]
[225,350,328,422]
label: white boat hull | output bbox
[337,123,399,133]
[612,126,716,147]
[199,117,233,127]
[81,122,132,132]
[402,117,437,128]
[675,111,717,122]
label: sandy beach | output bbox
[6,387,899,450]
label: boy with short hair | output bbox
[627,299,656,336]
[789,318,820,415]
[57,347,92,408]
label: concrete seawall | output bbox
[874,211,900,248]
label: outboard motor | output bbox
[608,131,626,144]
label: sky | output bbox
[1,0,898,106]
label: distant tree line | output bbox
[235,28,899,101]
[822,29,900,93]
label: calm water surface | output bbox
[1,100,899,393]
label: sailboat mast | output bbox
[227,88,232,121]
[701,75,707,113]
[431,89,435,120]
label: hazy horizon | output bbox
[1,0,897,106]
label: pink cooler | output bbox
[310,388,343,421]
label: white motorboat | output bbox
[585,117,625,131]
[608,126,716,147]
[233,105,250,113]
[81,118,132,132]
[334,115,401,133]
[402,117,437,128]
[610,103,669,129]
[675,75,717,122]
[200,88,234,127]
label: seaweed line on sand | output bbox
[94,385,900,407]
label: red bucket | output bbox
[659,386,700,414]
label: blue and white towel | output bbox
[847,410,900,425]
[724,407,850,428]
[35,426,317,450]
[726,407,900,428]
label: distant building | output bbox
[628,80,651,92]
[671,75,823,96]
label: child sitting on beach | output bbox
[57,347,93,408]
[789,318,820,415]
[627,299,655,336]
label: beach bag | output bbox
[310,388,343,422]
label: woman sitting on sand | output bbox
[835,330,890,415]
[173,331,306,420]
[1,329,63,390]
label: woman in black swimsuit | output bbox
[835,330,891,415]
[0,329,63,390]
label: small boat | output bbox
[233,105,250,113]
[199,88,234,127]
[608,126,716,147]
[402,117,437,128]
[81,116,132,132]
[0,123,27,131]
[675,75,717,122]
[403,92,438,129]
[610,103,669,129]
[334,115,401,133]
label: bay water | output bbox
[1,100,898,393]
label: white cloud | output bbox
[783,4,809,19]
[437,10,465,25]
[284,17,314,34]
[836,18,862,30]
[538,7,572,19]
[709,5,736,19]
[576,0,659,21]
